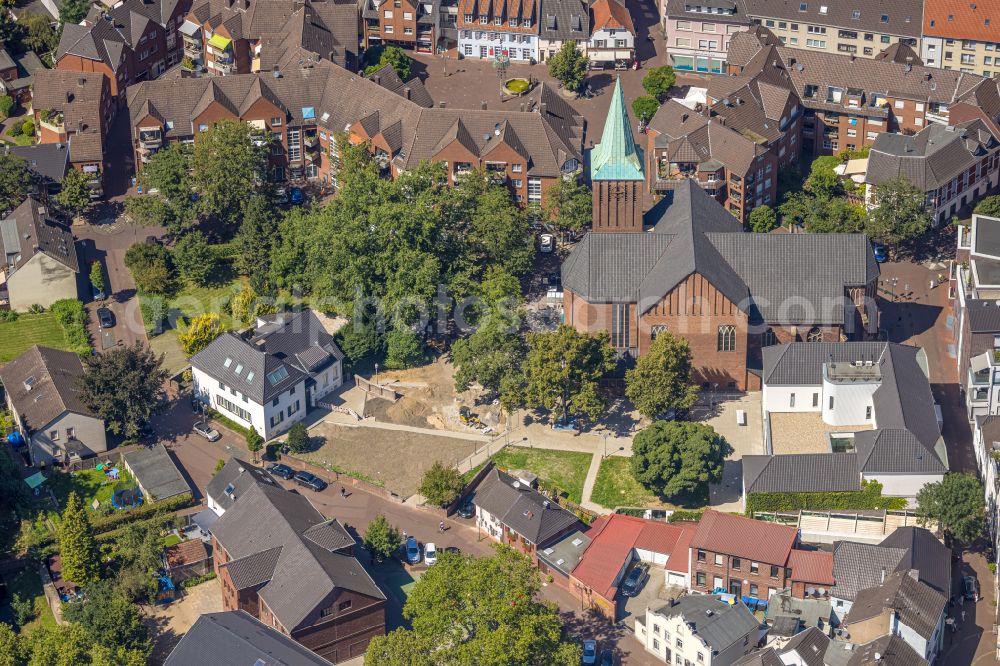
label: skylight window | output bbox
[223,357,233,367]
[851,9,860,19]
[819,5,827,14]
[234,363,243,375]
[880,14,888,23]
[246,371,255,382]
[266,367,290,385]
[798,2,807,10]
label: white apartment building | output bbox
[634,595,760,665]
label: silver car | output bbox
[192,421,221,442]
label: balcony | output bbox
[215,53,234,65]
[250,132,267,147]
[37,109,64,134]
[304,135,319,149]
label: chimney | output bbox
[439,101,446,108]
[850,54,855,62]
[272,65,281,78]
[77,77,86,87]
[481,100,487,110]
[540,102,547,115]
[65,91,73,103]
[373,74,381,85]
[404,86,411,100]
[519,102,525,112]
[682,113,689,122]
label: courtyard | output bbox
[768,412,871,455]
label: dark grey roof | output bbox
[781,626,830,666]
[733,648,785,666]
[165,610,333,666]
[845,634,928,666]
[743,0,923,38]
[0,197,79,272]
[967,299,1000,332]
[762,342,945,474]
[206,458,282,512]
[302,519,356,552]
[473,468,581,546]
[879,527,950,596]
[0,345,94,432]
[7,144,70,186]
[0,48,14,71]
[122,443,190,501]
[743,454,860,494]
[537,528,591,576]
[867,120,1000,191]
[563,181,877,327]
[250,310,345,376]
[769,615,801,638]
[844,571,946,641]
[830,541,908,601]
[974,214,1000,257]
[212,479,384,630]
[650,596,760,652]
[226,546,284,589]
[190,332,305,404]
[539,0,589,41]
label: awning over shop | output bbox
[208,34,232,50]
[179,20,201,37]
[971,352,992,373]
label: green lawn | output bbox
[6,566,56,635]
[143,278,246,337]
[0,313,71,363]
[590,456,710,511]
[491,446,592,504]
[589,456,654,510]
[162,534,182,548]
[48,468,135,513]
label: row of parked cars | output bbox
[266,462,329,492]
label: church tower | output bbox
[590,77,645,232]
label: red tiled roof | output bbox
[788,550,835,586]
[666,523,697,574]
[166,539,209,568]
[591,0,634,34]
[924,0,998,41]
[690,510,797,565]
[572,515,689,599]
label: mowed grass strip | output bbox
[491,446,592,504]
[0,313,70,363]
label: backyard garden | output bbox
[490,446,592,504]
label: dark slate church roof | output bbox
[562,180,878,326]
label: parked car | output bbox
[97,307,114,329]
[275,187,289,204]
[457,501,475,519]
[600,648,616,666]
[266,463,295,480]
[294,470,328,492]
[290,187,304,205]
[872,243,888,263]
[964,575,978,600]
[582,640,598,665]
[539,233,555,253]
[424,542,437,565]
[192,421,221,442]
[405,536,421,564]
[621,563,649,597]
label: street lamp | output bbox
[374,363,379,387]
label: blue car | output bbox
[405,537,420,564]
[872,243,888,263]
[290,187,304,205]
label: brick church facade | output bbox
[561,79,880,391]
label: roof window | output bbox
[798,2,807,11]
[234,363,243,375]
[246,371,254,382]
[819,5,827,14]
[223,357,232,367]
[851,9,860,19]
[880,14,888,23]
[266,366,289,385]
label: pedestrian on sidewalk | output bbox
[961,609,966,623]
[438,521,445,533]
[340,486,346,498]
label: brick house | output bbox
[727,27,1000,158]
[688,510,832,603]
[31,70,115,198]
[55,0,191,101]
[362,0,436,52]
[564,96,878,388]
[183,0,360,76]
[211,460,386,663]
[537,0,589,63]
[127,51,582,200]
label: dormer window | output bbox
[851,9,860,19]
[880,14,888,23]
[510,17,517,25]
[479,14,487,23]
[494,16,502,25]
[464,13,472,21]
[798,2,807,11]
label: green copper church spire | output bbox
[589,77,645,182]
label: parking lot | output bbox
[617,564,675,630]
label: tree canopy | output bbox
[171,231,218,286]
[974,195,1000,218]
[124,243,174,295]
[363,514,403,563]
[363,44,412,80]
[234,194,279,294]
[748,205,778,233]
[57,492,101,586]
[132,143,199,233]
[642,66,676,102]
[625,331,699,420]
[178,313,226,356]
[452,310,526,400]
[867,177,931,251]
[0,152,31,214]
[632,96,660,123]
[916,473,984,544]
[542,177,591,232]
[285,421,309,453]
[418,461,465,506]
[365,544,580,666]
[546,40,589,92]
[518,325,616,423]
[55,169,92,218]
[631,421,732,500]
[190,119,270,228]
[63,580,152,664]
[78,342,168,438]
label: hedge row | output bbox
[746,481,907,514]
[95,511,182,543]
[667,509,704,523]
[206,409,251,438]
[90,492,193,533]
[50,299,91,353]
[181,571,217,589]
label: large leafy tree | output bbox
[642,65,676,102]
[519,325,616,423]
[625,331,699,420]
[19,12,59,53]
[365,545,580,666]
[78,342,168,438]
[234,194,279,294]
[0,623,23,666]
[134,143,198,233]
[55,168,92,218]
[805,155,843,199]
[452,310,526,399]
[178,313,226,356]
[418,461,464,506]
[632,96,659,123]
[748,205,778,233]
[191,119,269,228]
[916,473,985,544]
[543,177,591,233]
[546,40,588,92]
[57,492,101,585]
[778,192,866,233]
[974,195,1000,218]
[124,242,174,295]
[630,421,732,500]
[0,152,31,214]
[60,0,90,24]
[363,44,412,80]
[363,513,403,563]
[866,177,931,252]
[63,580,152,663]
[171,231,218,286]
[23,624,93,666]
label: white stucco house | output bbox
[0,197,80,312]
[634,595,761,665]
[190,310,344,440]
[743,342,947,507]
[588,0,635,67]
